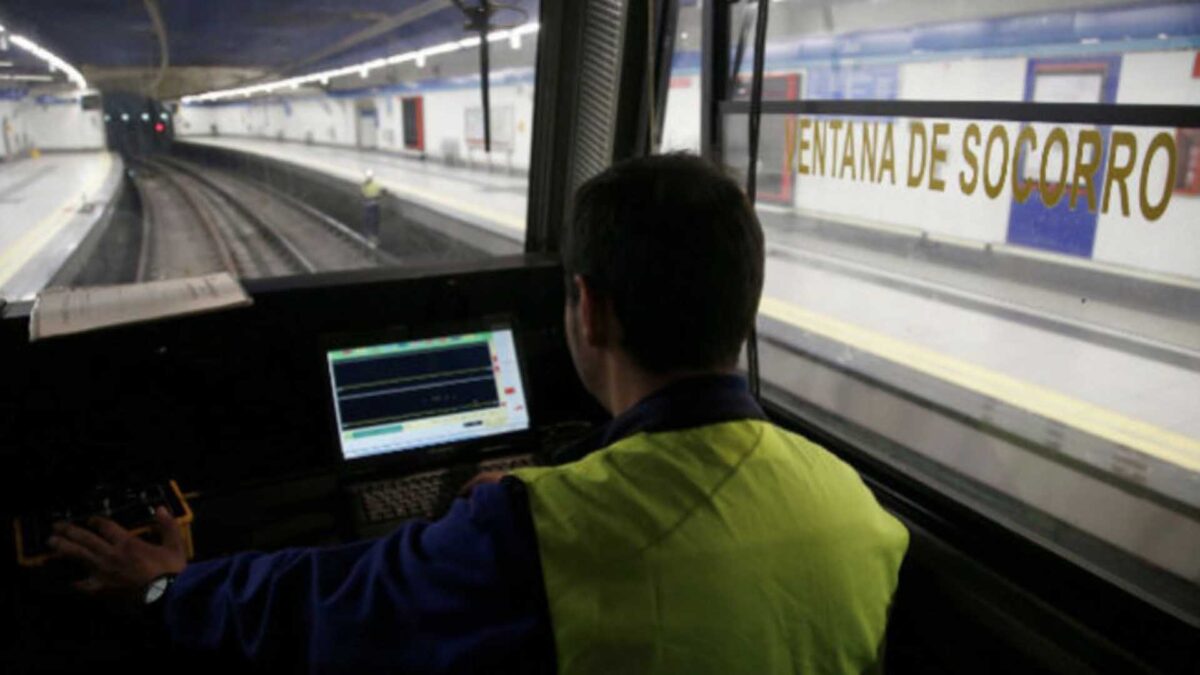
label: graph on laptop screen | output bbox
[327,328,530,460]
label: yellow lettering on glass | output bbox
[1011,126,1037,204]
[1140,131,1176,222]
[959,123,981,195]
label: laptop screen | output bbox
[326,327,530,461]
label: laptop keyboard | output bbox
[352,454,535,526]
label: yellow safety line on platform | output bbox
[0,153,114,291]
[194,140,525,233]
[380,177,525,233]
[759,296,1200,473]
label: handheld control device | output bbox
[14,480,195,567]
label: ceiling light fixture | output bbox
[8,33,87,90]
[0,73,53,81]
[181,22,540,104]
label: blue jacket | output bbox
[165,375,766,673]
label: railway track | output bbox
[131,156,386,284]
[131,161,236,282]
[161,157,390,271]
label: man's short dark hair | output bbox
[563,153,765,374]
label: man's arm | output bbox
[53,480,552,673]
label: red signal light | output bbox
[154,122,165,133]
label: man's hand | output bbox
[47,507,187,596]
[459,470,507,497]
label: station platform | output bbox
[180,137,527,243]
[174,136,1200,493]
[0,151,124,302]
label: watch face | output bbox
[144,576,170,604]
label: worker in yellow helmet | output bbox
[361,169,384,247]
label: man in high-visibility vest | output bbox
[361,169,383,247]
[49,153,908,674]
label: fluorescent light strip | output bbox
[0,73,54,82]
[182,22,539,104]
[8,34,88,90]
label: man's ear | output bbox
[573,275,612,348]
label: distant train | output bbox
[103,92,176,157]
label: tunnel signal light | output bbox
[154,122,165,133]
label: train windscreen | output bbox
[0,1,541,302]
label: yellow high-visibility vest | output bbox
[512,420,909,674]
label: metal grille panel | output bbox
[568,0,626,197]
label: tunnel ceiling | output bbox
[0,0,538,99]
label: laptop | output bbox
[323,320,536,532]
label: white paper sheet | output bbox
[30,273,252,341]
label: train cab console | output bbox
[3,0,1197,669]
[0,254,603,669]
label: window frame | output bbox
[697,0,1200,668]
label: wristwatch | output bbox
[143,573,177,606]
